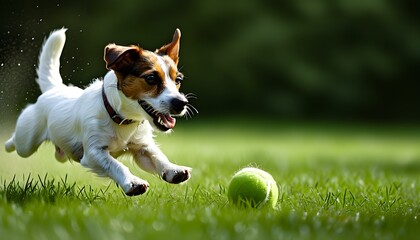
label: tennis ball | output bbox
[228,167,278,208]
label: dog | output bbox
[5,28,196,196]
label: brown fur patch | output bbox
[162,56,181,89]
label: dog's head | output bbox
[104,29,192,132]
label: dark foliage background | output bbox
[1,0,419,121]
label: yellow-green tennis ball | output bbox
[228,167,278,208]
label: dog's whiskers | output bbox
[182,92,198,120]
[187,104,198,114]
[183,104,198,120]
[185,93,197,100]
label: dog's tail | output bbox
[36,28,67,93]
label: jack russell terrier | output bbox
[5,28,196,196]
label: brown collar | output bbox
[102,84,136,125]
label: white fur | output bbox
[5,29,191,196]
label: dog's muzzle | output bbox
[139,98,188,131]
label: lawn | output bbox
[0,120,419,240]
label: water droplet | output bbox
[17,63,21,66]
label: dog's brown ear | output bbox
[156,28,181,65]
[104,44,141,71]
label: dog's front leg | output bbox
[132,145,191,184]
[81,147,149,196]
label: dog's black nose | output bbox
[170,98,188,114]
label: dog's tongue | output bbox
[159,113,176,129]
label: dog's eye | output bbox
[144,74,159,85]
[175,76,183,85]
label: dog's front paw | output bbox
[124,178,149,196]
[162,166,192,184]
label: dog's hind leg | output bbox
[6,104,48,158]
[5,134,16,152]
[54,145,68,162]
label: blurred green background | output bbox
[1,0,420,122]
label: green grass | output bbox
[0,120,419,240]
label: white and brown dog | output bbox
[5,28,196,196]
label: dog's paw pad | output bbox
[162,168,191,184]
[125,182,149,196]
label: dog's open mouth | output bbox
[139,100,176,131]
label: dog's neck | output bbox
[102,71,150,125]
[102,83,136,125]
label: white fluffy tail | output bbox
[36,28,67,93]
